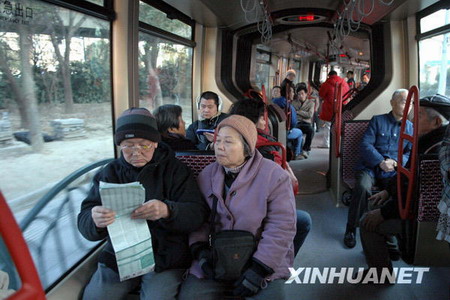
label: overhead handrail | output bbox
[397,85,419,220]
[334,82,343,158]
[20,158,113,231]
[0,191,46,300]
[342,87,358,105]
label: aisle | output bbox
[285,140,450,300]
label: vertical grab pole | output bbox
[334,83,343,158]
[397,86,419,220]
[261,84,269,133]
[0,191,46,300]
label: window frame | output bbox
[0,0,116,292]
[42,0,115,21]
[416,0,450,97]
[416,0,450,40]
[139,0,195,42]
[138,0,196,121]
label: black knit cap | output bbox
[115,107,161,145]
[420,94,450,120]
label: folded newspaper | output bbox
[99,181,155,281]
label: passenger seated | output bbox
[178,115,296,300]
[153,104,197,151]
[228,98,312,256]
[292,85,315,159]
[360,94,450,275]
[77,108,208,300]
[186,91,228,150]
[272,86,304,160]
[344,89,412,249]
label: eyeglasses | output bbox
[120,144,154,153]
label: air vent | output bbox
[277,14,326,25]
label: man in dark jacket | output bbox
[360,94,450,275]
[344,89,412,248]
[186,91,228,150]
[78,107,208,300]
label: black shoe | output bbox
[344,230,356,248]
[388,249,401,261]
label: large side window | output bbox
[254,46,271,95]
[0,0,113,290]
[138,1,194,125]
[418,2,450,97]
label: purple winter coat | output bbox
[189,151,296,280]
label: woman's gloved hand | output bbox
[233,259,274,297]
[190,242,214,279]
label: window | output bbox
[420,8,450,34]
[0,0,112,289]
[138,1,194,125]
[139,1,192,39]
[254,47,271,92]
[418,3,450,97]
[138,33,193,125]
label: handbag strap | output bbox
[209,195,218,239]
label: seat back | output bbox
[410,155,450,266]
[417,156,443,222]
[341,120,370,189]
[175,151,216,178]
[267,104,287,146]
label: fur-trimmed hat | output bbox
[115,107,161,145]
[215,115,257,155]
[420,94,450,120]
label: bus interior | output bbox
[0,0,450,299]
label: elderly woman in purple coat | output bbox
[178,115,297,300]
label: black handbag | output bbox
[209,196,256,281]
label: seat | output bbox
[410,155,450,266]
[175,151,216,178]
[340,120,370,205]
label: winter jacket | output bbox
[188,151,296,280]
[280,78,293,98]
[356,112,413,179]
[186,113,229,150]
[77,143,209,273]
[292,98,315,124]
[161,132,197,151]
[318,75,350,122]
[272,97,297,129]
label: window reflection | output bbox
[138,32,193,125]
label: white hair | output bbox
[391,89,408,101]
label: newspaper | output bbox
[99,181,155,281]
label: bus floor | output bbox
[286,142,450,300]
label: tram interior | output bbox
[0,0,450,299]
